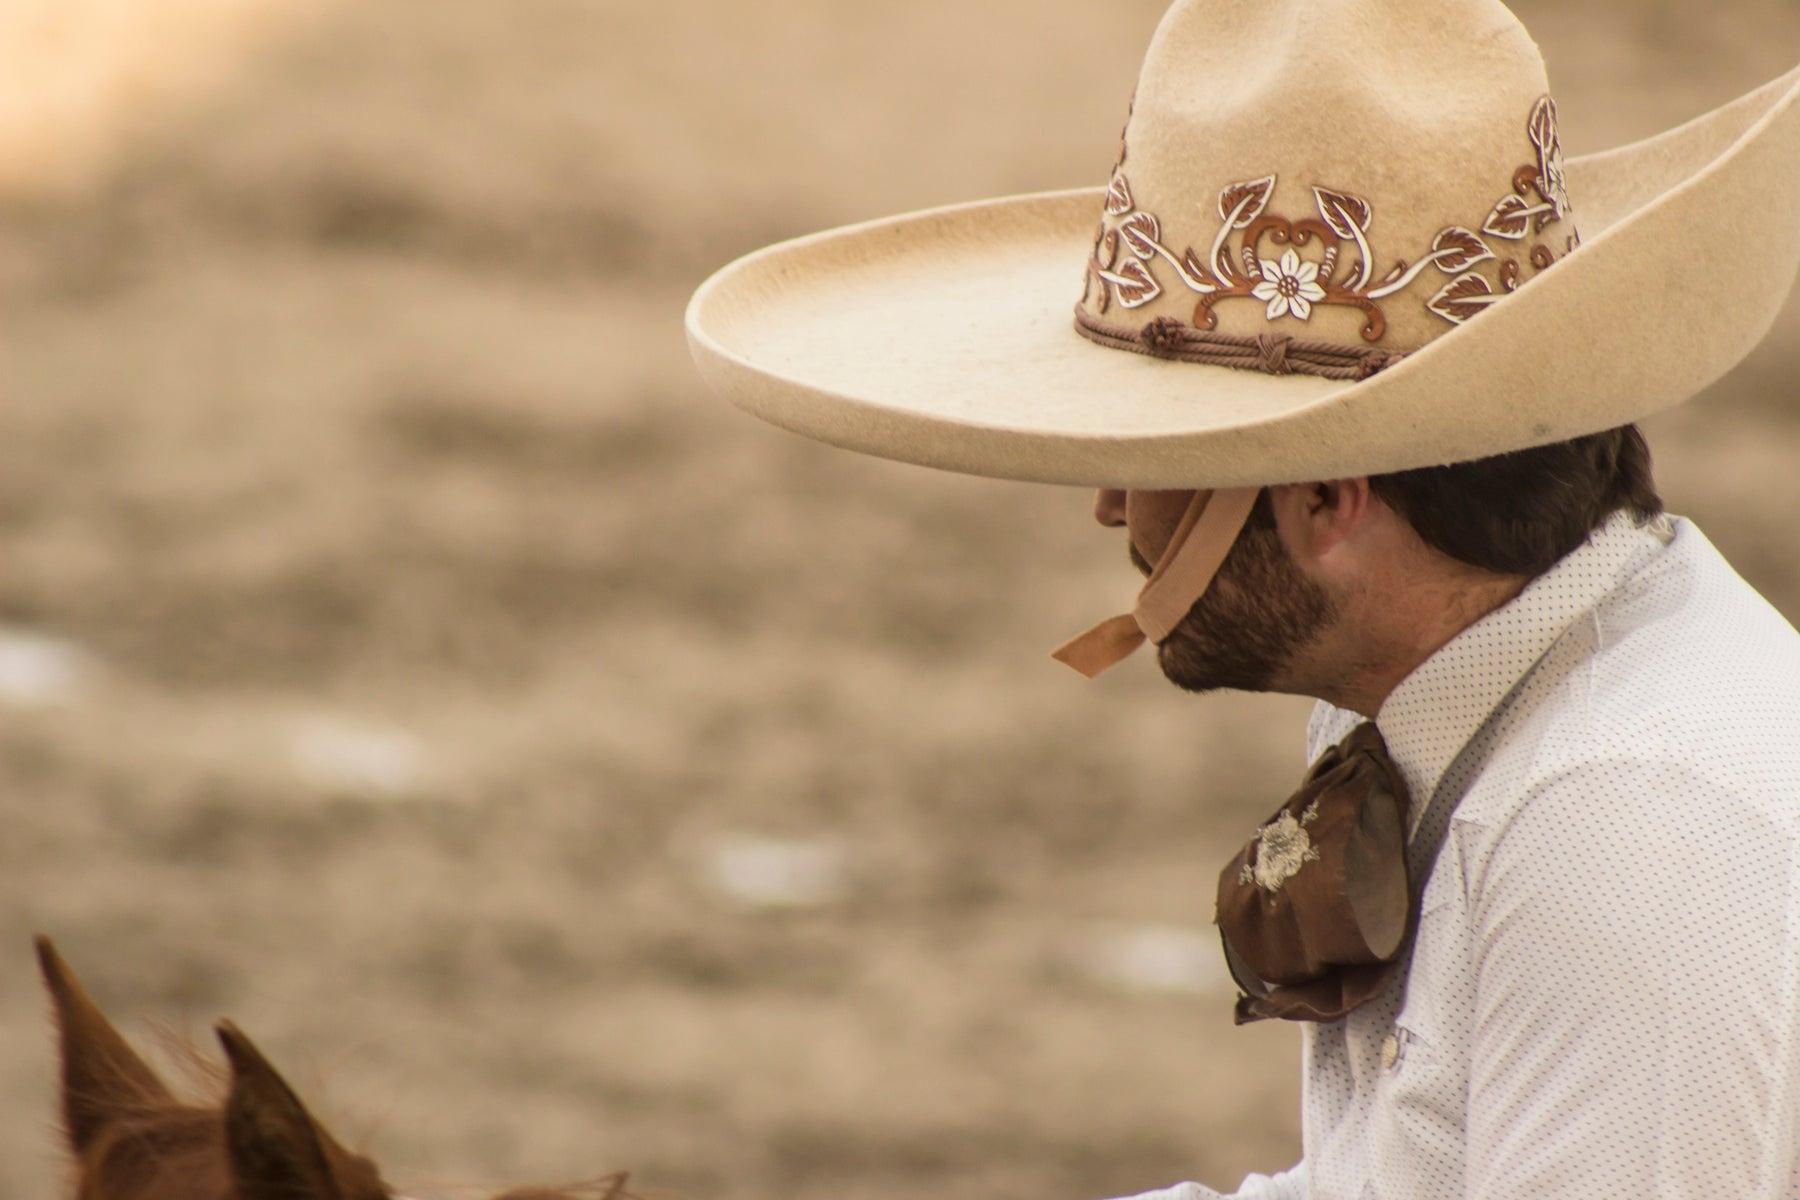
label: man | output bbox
[687,0,1800,1195]
[1087,430,1800,1199]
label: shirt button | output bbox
[1380,1033,1400,1070]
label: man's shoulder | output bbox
[1605,514,1797,636]
[1584,515,1800,723]
[1457,517,1800,833]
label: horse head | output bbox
[38,936,622,1200]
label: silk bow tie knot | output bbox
[1216,723,1415,1024]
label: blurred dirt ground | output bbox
[2,3,1798,1199]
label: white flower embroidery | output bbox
[1240,798,1322,892]
[1251,249,1328,321]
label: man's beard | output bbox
[1139,496,1336,695]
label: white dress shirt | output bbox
[1114,513,1800,1200]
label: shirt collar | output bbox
[1370,510,1672,823]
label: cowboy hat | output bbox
[685,0,1800,490]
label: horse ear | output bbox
[35,935,176,1156]
[217,1021,346,1200]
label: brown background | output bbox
[3,3,1797,1198]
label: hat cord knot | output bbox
[1257,333,1293,376]
[1140,316,1188,357]
[1357,350,1402,380]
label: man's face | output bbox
[1094,487,1337,694]
[1093,489,1191,576]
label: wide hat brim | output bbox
[688,65,1800,489]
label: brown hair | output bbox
[1368,425,1663,578]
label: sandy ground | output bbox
[2,3,1798,1199]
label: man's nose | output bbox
[1093,489,1128,527]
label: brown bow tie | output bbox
[1216,723,1415,1024]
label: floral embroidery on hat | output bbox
[1240,798,1323,893]
[1082,96,1578,342]
[1253,249,1329,321]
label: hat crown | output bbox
[1080,0,1578,371]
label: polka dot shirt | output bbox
[1112,514,1800,1200]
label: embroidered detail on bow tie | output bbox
[1240,798,1322,891]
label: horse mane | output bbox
[66,1103,232,1200]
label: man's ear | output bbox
[1268,478,1373,561]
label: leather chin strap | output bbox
[1052,487,1260,679]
